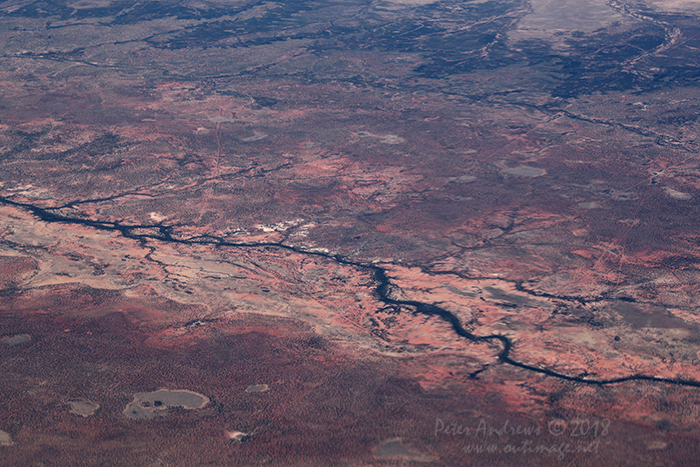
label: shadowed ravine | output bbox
[2,194,699,389]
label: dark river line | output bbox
[1,195,699,388]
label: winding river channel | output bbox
[2,194,699,389]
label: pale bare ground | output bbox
[646,0,700,13]
[508,0,628,49]
[382,0,440,5]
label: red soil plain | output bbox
[2,0,700,466]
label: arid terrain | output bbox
[1,0,700,465]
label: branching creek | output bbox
[1,194,699,389]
